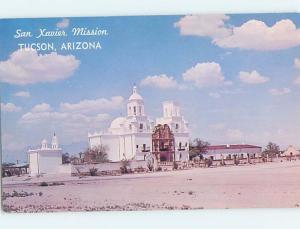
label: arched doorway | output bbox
[152,124,175,162]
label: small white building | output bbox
[204,144,262,160]
[88,86,189,162]
[282,145,300,157]
[28,133,66,175]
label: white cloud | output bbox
[208,92,221,98]
[14,91,30,98]
[20,111,109,125]
[183,62,230,88]
[176,15,300,51]
[214,19,300,51]
[60,96,124,114]
[0,49,80,85]
[2,133,26,151]
[140,74,184,90]
[18,96,124,142]
[269,88,291,96]
[20,105,111,142]
[31,103,52,113]
[294,77,300,85]
[1,102,22,112]
[239,70,269,84]
[56,18,70,29]
[174,14,231,39]
[294,58,300,69]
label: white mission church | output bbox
[88,86,190,162]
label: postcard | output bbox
[1,14,300,213]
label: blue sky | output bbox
[1,14,300,162]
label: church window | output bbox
[133,106,136,115]
[129,124,132,130]
[143,144,146,151]
[175,123,179,129]
[139,106,142,115]
[136,145,139,149]
[139,123,143,129]
[179,142,182,149]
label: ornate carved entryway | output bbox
[152,124,175,162]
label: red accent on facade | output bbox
[152,124,175,162]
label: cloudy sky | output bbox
[1,14,300,162]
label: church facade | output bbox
[88,86,189,162]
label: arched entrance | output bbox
[152,124,175,162]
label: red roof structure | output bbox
[207,144,261,151]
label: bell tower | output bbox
[51,132,59,149]
[127,85,145,117]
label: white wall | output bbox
[205,148,262,160]
[29,150,63,175]
[28,152,39,174]
[72,160,148,174]
[38,150,63,174]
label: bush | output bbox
[173,161,178,170]
[50,182,65,186]
[120,160,131,174]
[39,182,48,186]
[234,159,240,166]
[205,158,213,167]
[89,167,98,176]
[147,159,154,171]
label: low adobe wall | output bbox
[71,160,149,176]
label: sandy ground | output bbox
[2,160,300,212]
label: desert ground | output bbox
[2,160,300,212]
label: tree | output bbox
[62,152,70,164]
[262,142,280,162]
[83,145,109,163]
[189,138,210,160]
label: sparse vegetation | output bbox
[2,190,34,200]
[189,138,210,160]
[39,182,49,186]
[173,161,178,170]
[120,160,131,174]
[204,158,213,167]
[62,152,71,164]
[89,167,98,176]
[262,142,280,162]
[83,145,109,163]
[49,182,65,186]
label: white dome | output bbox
[129,93,143,101]
[128,86,143,101]
[41,139,47,144]
[110,117,127,129]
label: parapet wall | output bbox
[71,160,149,176]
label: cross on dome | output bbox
[133,85,137,94]
[128,85,143,101]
